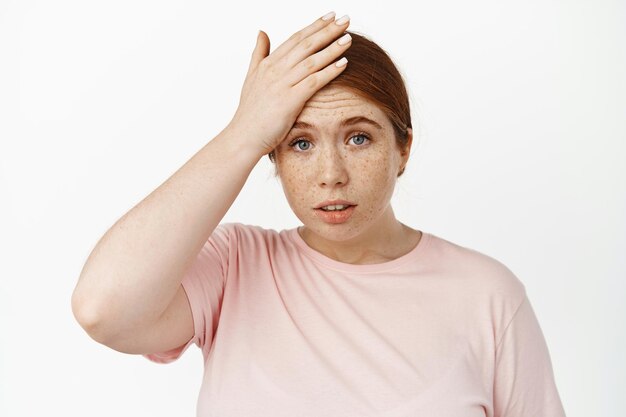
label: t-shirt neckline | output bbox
[287,226,431,274]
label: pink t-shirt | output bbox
[143,222,566,417]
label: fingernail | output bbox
[322,11,336,21]
[335,57,348,67]
[335,15,350,25]
[337,33,352,45]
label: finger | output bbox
[284,15,350,70]
[292,56,348,100]
[286,32,352,87]
[269,12,337,62]
[247,30,270,74]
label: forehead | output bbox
[292,86,388,131]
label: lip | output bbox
[314,204,356,224]
[314,199,357,209]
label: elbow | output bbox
[71,288,110,344]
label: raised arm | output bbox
[71,12,353,351]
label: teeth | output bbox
[321,204,350,211]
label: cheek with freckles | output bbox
[276,145,399,222]
[355,150,398,213]
[276,157,310,213]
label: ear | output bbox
[399,127,413,169]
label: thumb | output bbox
[248,30,270,73]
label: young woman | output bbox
[72,11,566,417]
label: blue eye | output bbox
[289,132,371,152]
[291,140,312,151]
[349,133,369,145]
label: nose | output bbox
[317,146,349,187]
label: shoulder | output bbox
[218,222,278,237]
[214,222,286,247]
[426,232,526,304]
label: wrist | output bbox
[217,122,267,162]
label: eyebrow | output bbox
[291,116,384,132]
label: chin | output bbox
[308,221,366,240]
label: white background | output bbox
[1,0,624,416]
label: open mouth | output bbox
[313,205,357,224]
[317,204,355,212]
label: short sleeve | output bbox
[493,294,566,416]
[142,222,236,364]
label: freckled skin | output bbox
[273,86,420,265]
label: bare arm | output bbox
[71,124,262,342]
[71,13,352,346]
